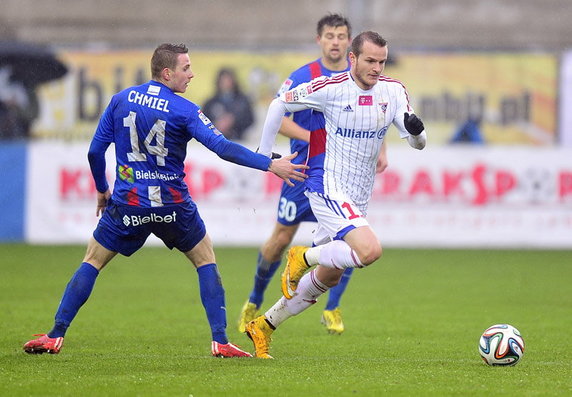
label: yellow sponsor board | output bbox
[35,50,556,145]
[385,53,557,145]
[35,49,314,139]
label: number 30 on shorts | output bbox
[278,197,297,222]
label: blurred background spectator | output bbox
[202,67,255,141]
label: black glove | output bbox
[404,113,424,136]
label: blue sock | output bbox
[48,262,99,338]
[248,252,281,308]
[197,263,227,344]
[324,267,354,311]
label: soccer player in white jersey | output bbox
[238,13,388,336]
[245,31,426,358]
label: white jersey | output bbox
[276,71,414,212]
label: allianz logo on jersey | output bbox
[122,211,178,227]
[335,126,388,139]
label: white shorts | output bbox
[306,190,370,246]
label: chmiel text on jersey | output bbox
[128,91,170,113]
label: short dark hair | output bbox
[351,31,387,57]
[317,13,352,37]
[151,43,188,79]
[215,67,241,94]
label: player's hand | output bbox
[96,189,111,217]
[268,151,309,187]
[404,112,424,136]
[376,155,388,173]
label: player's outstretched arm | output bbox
[258,98,288,157]
[268,151,309,187]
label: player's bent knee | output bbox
[358,244,382,266]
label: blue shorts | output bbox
[93,199,206,256]
[276,181,317,226]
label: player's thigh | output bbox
[343,226,382,265]
[83,236,117,270]
[272,222,300,243]
[183,233,216,268]
[307,191,381,264]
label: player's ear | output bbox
[162,68,171,81]
[349,51,357,65]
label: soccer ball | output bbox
[478,324,525,366]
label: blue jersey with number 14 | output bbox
[92,80,268,208]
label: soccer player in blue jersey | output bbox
[22,43,307,358]
[238,14,388,335]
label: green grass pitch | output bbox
[1,244,571,396]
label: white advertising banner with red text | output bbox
[26,142,572,248]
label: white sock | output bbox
[305,240,363,269]
[265,270,329,327]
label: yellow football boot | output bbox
[237,301,259,333]
[281,246,310,299]
[244,315,274,359]
[321,308,345,335]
